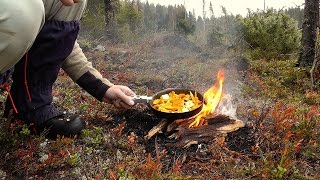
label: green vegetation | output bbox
[0,2,319,180]
[240,9,301,60]
[81,0,196,42]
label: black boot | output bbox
[39,111,86,139]
[4,20,85,139]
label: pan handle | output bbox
[132,95,153,104]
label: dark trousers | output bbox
[4,20,79,126]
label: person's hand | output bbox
[60,0,81,6]
[102,85,136,109]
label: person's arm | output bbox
[62,41,135,108]
[62,41,113,100]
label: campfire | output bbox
[145,69,245,148]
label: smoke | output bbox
[216,94,237,118]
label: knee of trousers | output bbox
[0,0,45,74]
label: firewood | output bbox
[166,118,192,133]
[145,114,245,148]
[144,119,168,140]
[205,114,235,124]
[166,115,245,148]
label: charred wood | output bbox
[145,114,245,148]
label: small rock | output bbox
[72,167,82,177]
[40,140,48,149]
[93,45,105,52]
[53,96,59,103]
[120,50,127,55]
[116,149,123,161]
[0,169,6,179]
[39,153,49,163]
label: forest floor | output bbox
[0,33,319,179]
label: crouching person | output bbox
[1,0,136,139]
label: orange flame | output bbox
[189,69,225,128]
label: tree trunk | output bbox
[298,0,319,67]
[104,0,119,40]
[104,0,117,26]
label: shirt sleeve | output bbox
[62,40,114,101]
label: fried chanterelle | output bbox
[152,91,202,113]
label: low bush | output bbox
[240,9,301,60]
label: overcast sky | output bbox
[141,0,304,17]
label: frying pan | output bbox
[133,88,204,120]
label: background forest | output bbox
[81,0,304,47]
[1,0,319,179]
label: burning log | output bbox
[167,115,244,148]
[145,114,245,148]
